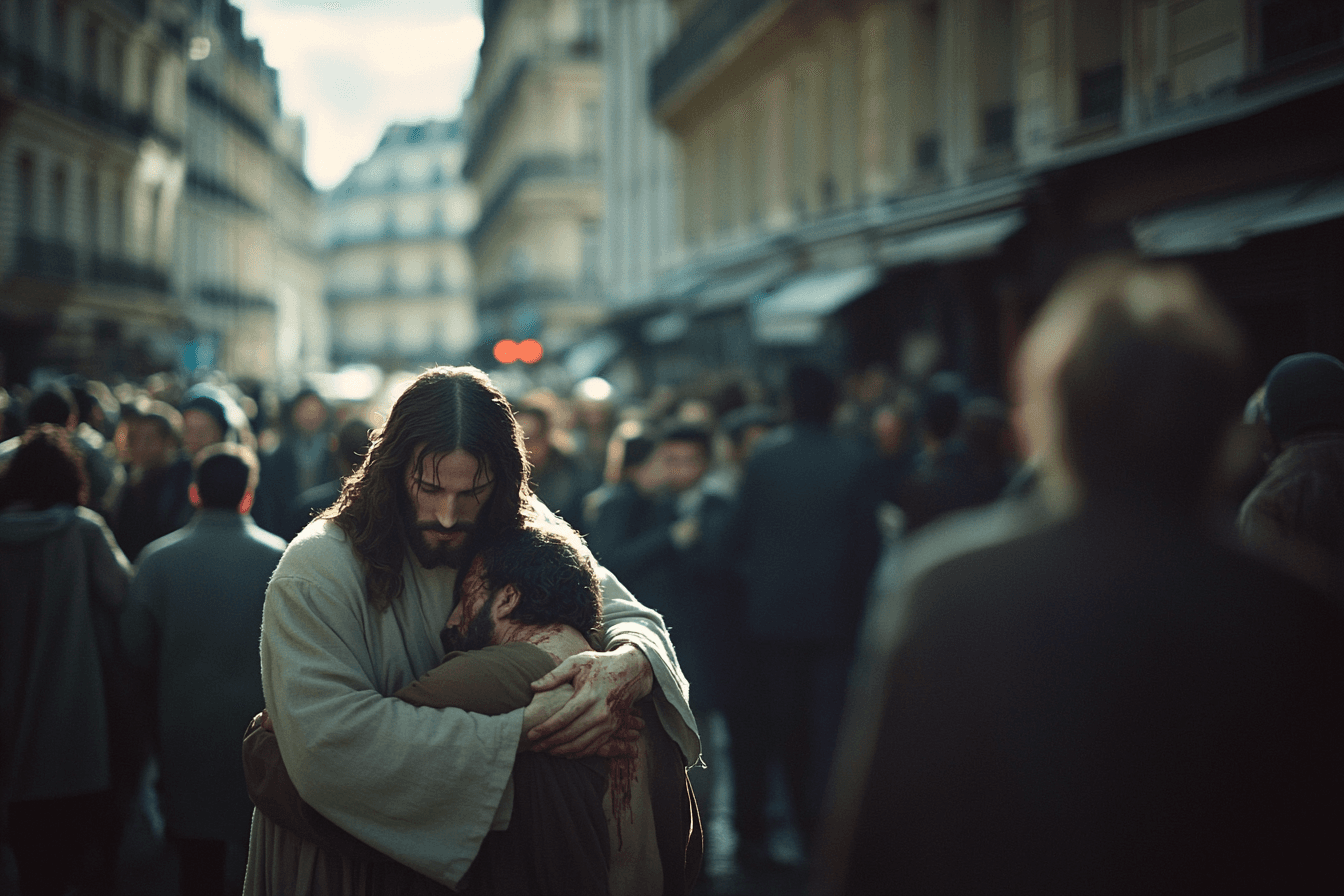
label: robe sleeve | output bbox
[594,564,702,767]
[260,570,523,889]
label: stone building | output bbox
[463,0,606,364]
[615,0,1344,394]
[0,0,322,388]
[177,0,323,385]
[0,0,191,383]
[323,119,479,370]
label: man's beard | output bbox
[441,595,497,654]
[405,510,480,570]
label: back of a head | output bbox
[0,425,87,511]
[1045,257,1246,507]
[194,443,260,510]
[1261,352,1344,445]
[620,434,657,473]
[660,423,712,455]
[788,364,838,425]
[478,524,602,637]
[27,384,76,427]
[921,388,962,442]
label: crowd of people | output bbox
[1,252,1342,895]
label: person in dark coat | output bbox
[819,255,1344,895]
[254,388,335,536]
[1237,351,1344,600]
[717,364,882,866]
[516,404,600,528]
[107,399,194,561]
[121,443,287,896]
[283,417,373,541]
[0,425,133,895]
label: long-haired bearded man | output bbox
[241,366,699,895]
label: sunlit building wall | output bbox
[464,0,606,357]
[600,0,681,310]
[0,0,191,383]
[639,0,1344,389]
[177,0,322,385]
[323,119,479,370]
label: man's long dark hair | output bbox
[323,366,534,610]
[475,523,604,638]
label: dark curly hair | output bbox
[0,425,89,511]
[323,366,534,610]
[473,523,603,638]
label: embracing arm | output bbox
[526,565,701,765]
[260,569,522,888]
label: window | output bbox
[83,20,99,90]
[17,154,36,235]
[51,165,69,242]
[580,220,600,284]
[84,174,99,254]
[1075,0,1123,123]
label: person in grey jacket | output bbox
[0,425,132,895]
[122,443,287,896]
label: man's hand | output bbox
[526,644,654,758]
[520,684,574,751]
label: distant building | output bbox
[178,0,324,385]
[322,119,479,370]
[0,0,324,388]
[0,0,190,383]
[464,0,605,365]
[626,0,1344,394]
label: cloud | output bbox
[231,0,483,190]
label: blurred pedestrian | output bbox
[0,425,133,895]
[0,381,116,514]
[1237,351,1344,600]
[107,400,194,561]
[121,443,286,896]
[820,256,1344,895]
[254,388,335,536]
[282,417,373,541]
[718,364,882,868]
[515,403,598,528]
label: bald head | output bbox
[1013,255,1246,510]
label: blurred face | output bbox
[442,556,500,653]
[659,440,709,494]
[127,420,172,470]
[404,448,494,569]
[182,409,224,457]
[293,395,328,434]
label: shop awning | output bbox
[875,208,1026,267]
[752,266,880,345]
[694,258,794,311]
[1131,175,1344,256]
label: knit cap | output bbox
[1262,352,1344,443]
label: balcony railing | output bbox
[469,154,600,250]
[89,254,170,292]
[196,284,273,310]
[187,73,271,150]
[186,168,264,214]
[650,0,773,111]
[13,235,78,280]
[0,39,183,151]
[11,235,169,292]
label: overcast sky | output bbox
[230,0,484,191]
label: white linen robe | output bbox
[243,518,699,892]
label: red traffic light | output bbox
[493,339,544,364]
